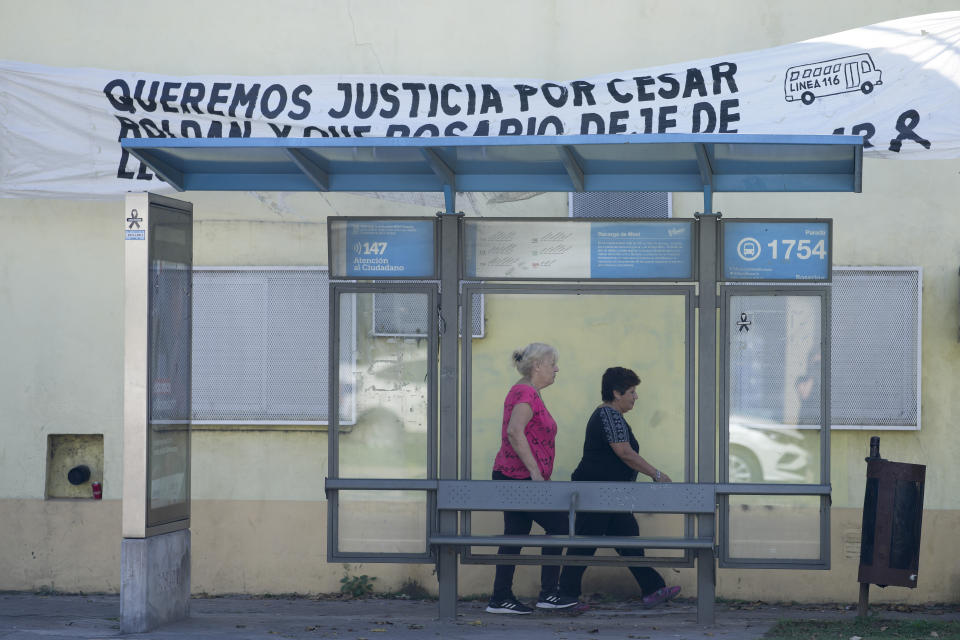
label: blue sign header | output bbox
[345,219,436,278]
[721,219,831,281]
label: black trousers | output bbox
[557,511,665,598]
[491,471,569,600]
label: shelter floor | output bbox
[2,593,959,640]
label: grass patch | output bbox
[393,579,432,600]
[764,618,960,639]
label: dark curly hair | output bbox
[601,366,641,402]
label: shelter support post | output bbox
[121,193,193,633]
[442,184,456,215]
[437,210,461,619]
[694,143,714,216]
[695,213,719,625]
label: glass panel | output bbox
[469,293,687,484]
[372,292,431,336]
[369,280,483,339]
[338,292,429,479]
[147,210,192,527]
[149,425,189,512]
[338,490,427,554]
[727,495,821,560]
[728,295,821,484]
[150,262,191,425]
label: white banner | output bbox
[1,12,959,198]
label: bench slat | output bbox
[429,535,714,549]
[437,480,715,514]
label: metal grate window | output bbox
[831,267,920,429]
[191,267,355,425]
[569,192,672,218]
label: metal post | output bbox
[857,582,870,617]
[695,212,719,625]
[437,208,461,619]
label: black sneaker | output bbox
[485,597,535,614]
[536,591,579,609]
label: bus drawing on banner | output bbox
[784,53,883,105]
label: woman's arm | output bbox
[609,442,672,482]
[505,403,544,481]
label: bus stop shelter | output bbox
[120,133,862,632]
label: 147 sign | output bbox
[355,241,388,255]
[721,219,832,282]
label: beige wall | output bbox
[0,202,124,501]
[1,0,956,76]
[2,0,959,602]
[6,499,957,603]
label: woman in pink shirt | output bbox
[486,343,576,614]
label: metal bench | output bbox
[429,480,716,554]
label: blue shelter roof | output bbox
[122,133,863,195]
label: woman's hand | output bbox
[530,470,545,482]
[610,442,669,482]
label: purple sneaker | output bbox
[641,585,681,606]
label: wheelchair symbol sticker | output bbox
[736,237,761,261]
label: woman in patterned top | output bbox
[485,342,577,615]
[556,366,681,608]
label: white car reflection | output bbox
[728,417,815,483]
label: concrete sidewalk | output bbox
[2,593,958,640]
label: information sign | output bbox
[590,222,693,279]
[464,220,589,279]
[721,219,831,281]
[342,219,436,278]
[463,219,694,281]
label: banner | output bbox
[1,12,959,198]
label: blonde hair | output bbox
[512,343,558,377]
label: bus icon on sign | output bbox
[784,53,882,105]
[736,237,761,261]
